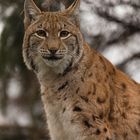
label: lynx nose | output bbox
[48,48,58,55]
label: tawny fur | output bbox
[23,0,140,140]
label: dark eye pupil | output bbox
[60,31,69,37]
[36,30,46,37]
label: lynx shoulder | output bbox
[23,0,140,140]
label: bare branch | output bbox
[117,52,140,71]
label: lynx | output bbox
[23,0,140,140]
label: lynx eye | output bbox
[59,30,70,39]
[35,30,47,38]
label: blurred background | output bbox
[0,0,140,139]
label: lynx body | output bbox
[23,0,140,139]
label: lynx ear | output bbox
[24,0,41,29]
[63,0,80,27]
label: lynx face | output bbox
[23,0,83,74]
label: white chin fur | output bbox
[36,55,72,75]
[43,59,63,67]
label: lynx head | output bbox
[23,0,84,74]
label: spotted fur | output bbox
[23,0,140,140]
